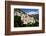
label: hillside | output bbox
[14,9,39,27]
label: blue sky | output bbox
[20,9,39,15]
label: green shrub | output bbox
[14,15,23,27]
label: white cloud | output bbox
[27,11,39,15]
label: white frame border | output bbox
[11,5,42,31]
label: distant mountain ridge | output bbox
[14,9,26,14]
[14,9,39,20]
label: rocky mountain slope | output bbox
[14,9,39,27]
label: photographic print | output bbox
[5,1,45,35]
[14,8,39,27]
[11,5,43,31]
